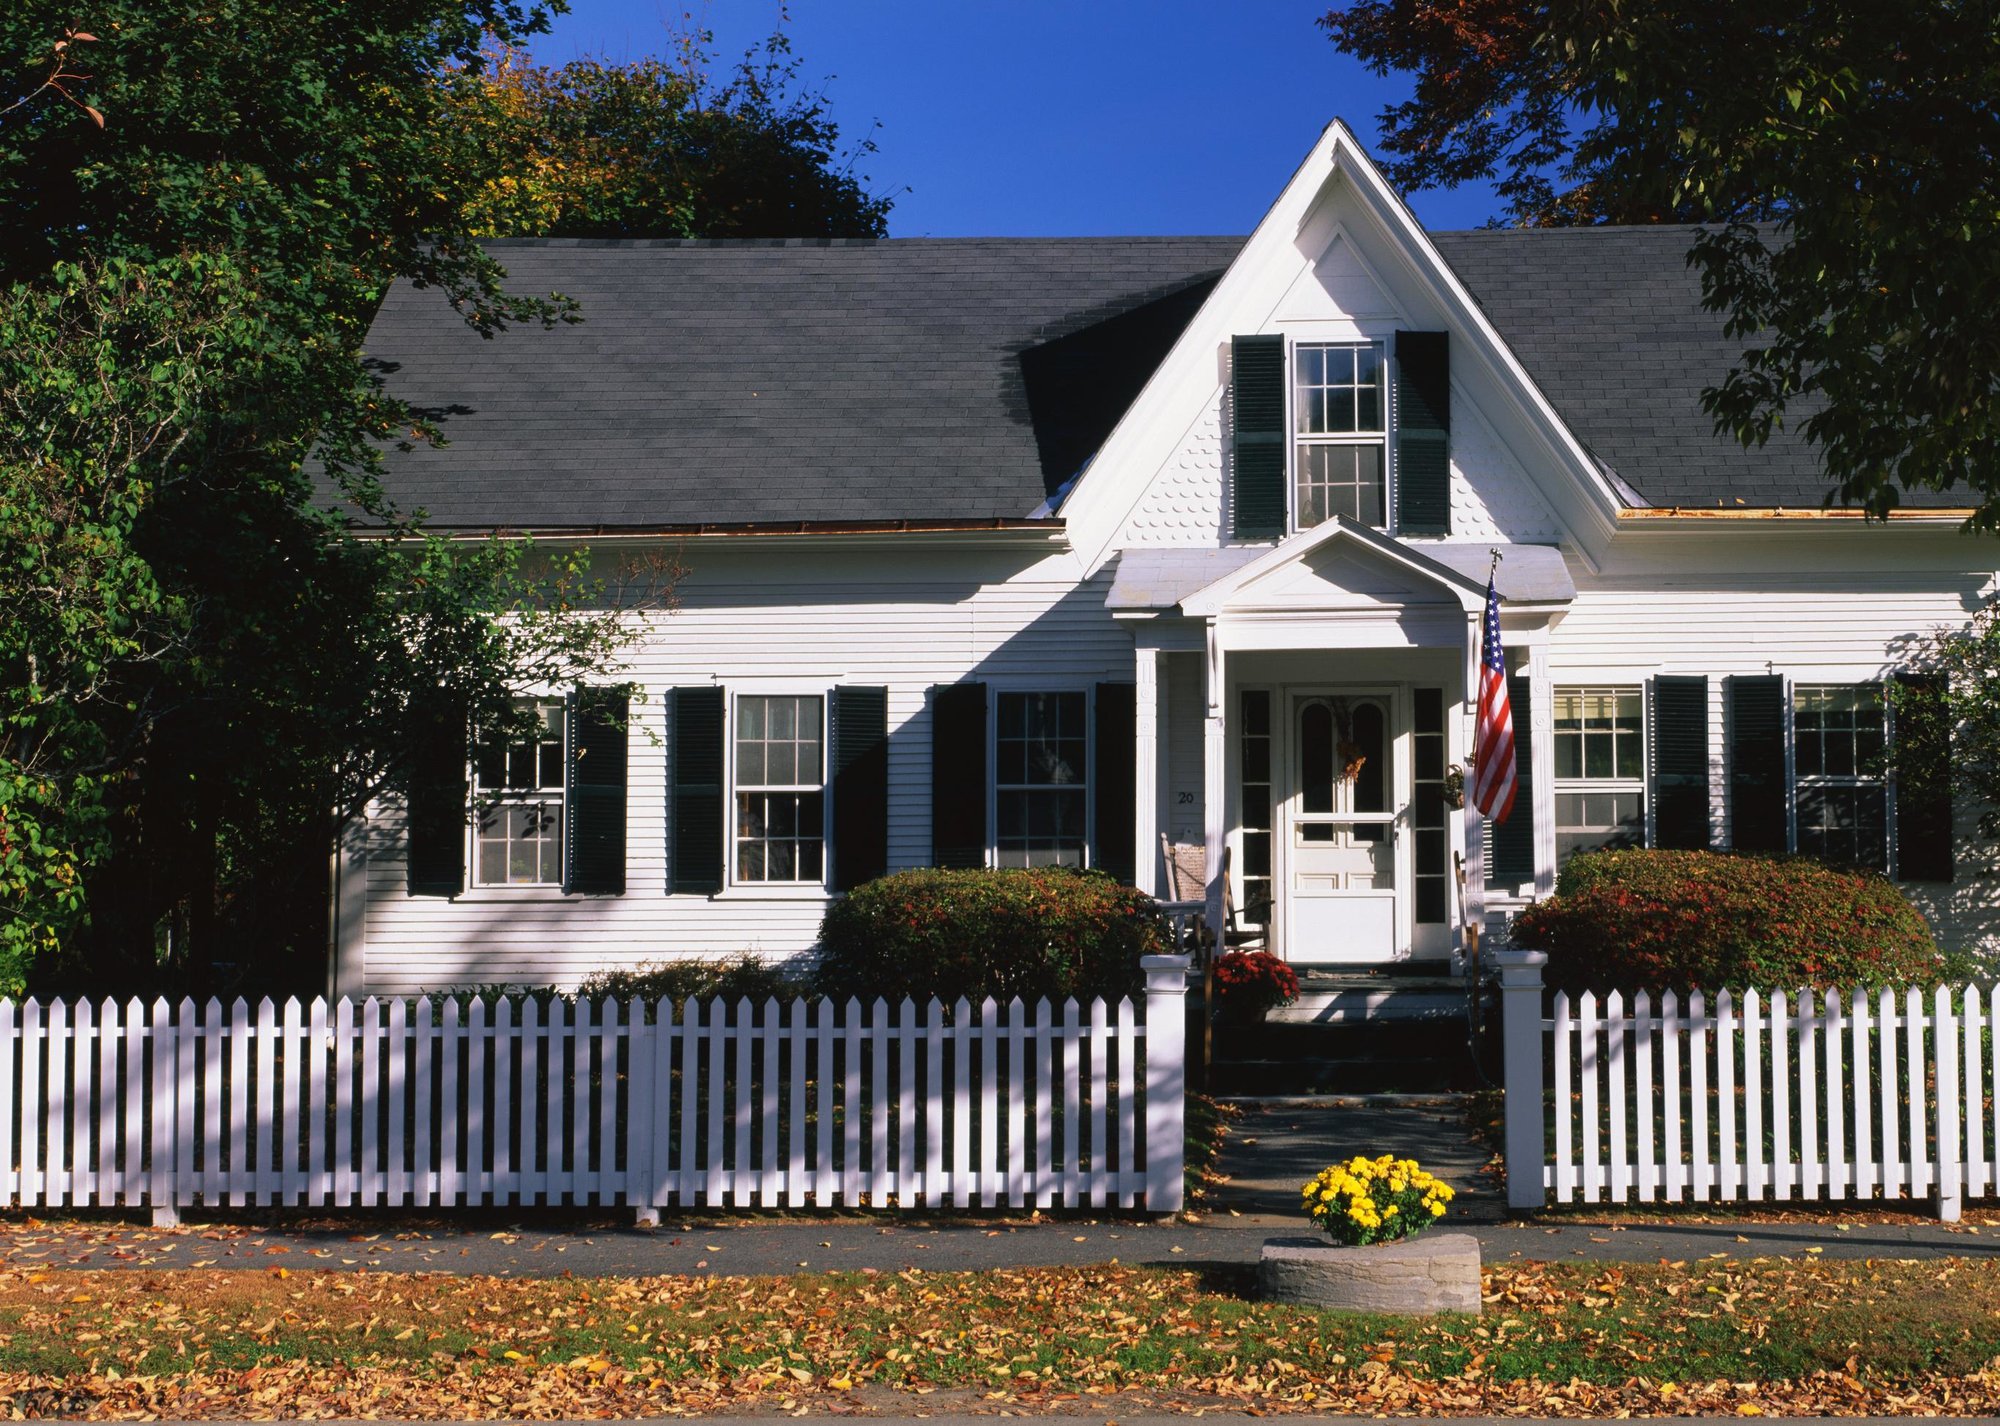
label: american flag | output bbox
[1471,576,1517,824]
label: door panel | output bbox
[1285,692,1404,964]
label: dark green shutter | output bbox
[1394,331,1450,534]
[1231,334,1286,539]
[831,685,889,892]
[1894,671,1953,882]
[565,687,628,895]
[1652,675,1712,850]
[405,695,467,897]
[1488,672,1535,886]
[670,686,725,894]
[1093,682,1136,884]
[1727,675,1788,855]
[931,682,987,868]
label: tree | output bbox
[0,3,670,996]
[457,31,893,239]
[1320,0,2000,521]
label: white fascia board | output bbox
[1060,121,1347,568]
[1061,118,1626,572]
[1325,125,1626,555]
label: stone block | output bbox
[1257,1233,1482,1316]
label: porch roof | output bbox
[1104,538,1576,613]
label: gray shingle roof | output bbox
[355,236,1236,528]
[353,227,1928,530]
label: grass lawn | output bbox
[1,1257,1999,1416]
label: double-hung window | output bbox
[474,699,565,886]
[1553,686,1646,860]
[735,694,826,884]
[1794,683,1888,870]
[1294,342,1387,529]
[995,691,1087,868]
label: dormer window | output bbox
[1294,342,1387,528]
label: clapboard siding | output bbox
[1547,571,2000,951]
[349,548,1136,994]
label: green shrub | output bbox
[575,954,804,1009]
[1509,849,1946,992]
[815,867,1167,1004]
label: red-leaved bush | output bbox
[1509,849,1945,992]
[815,868,1166,1003]
[1211,949,1300,1015]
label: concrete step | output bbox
[1270,985,1472,1025]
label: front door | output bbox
[1284,690,1406,964]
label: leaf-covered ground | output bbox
[0,1257,1997,1416]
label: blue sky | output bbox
[530,1,1506,237]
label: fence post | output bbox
[1142,954,1190,1217]
[1936,983,1963,1222]
[1492,949,1549,1213]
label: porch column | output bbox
[1133,646,1161,897]
[1459,607,1486,971]
[1203,619,1227,936]
[1528,640,1556,899]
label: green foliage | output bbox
[815,868,1166,1005]
[1320,0,2000,520]
[0,0,689,995]
[577,954,805,1010]
[1509,849,1947,993]
[1901,598,2000,842]
[458,32,893,239]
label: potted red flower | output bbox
[1210,949,1299,1023]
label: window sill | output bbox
[706,886,832,902]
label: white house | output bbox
[329,121,1995,997]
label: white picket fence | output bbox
[1494,950,1995,1219]
[0,956,1188,1220]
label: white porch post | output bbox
[1528,640,1556,899]
[1202,620,1227,937]
[1459,607,1486,971]
[1134,646,1161,897]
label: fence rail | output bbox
[1495,950,1990,1220]
[0,956,1189,1220]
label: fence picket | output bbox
[1552,992,1573,1203]
[100,999,122,1207]
[869,998,889,1206]
[1661,991,1681,1201]
[1033,997,1055,1209]
[1798,989,1818,1200]
[1690,991,1709,1202]
[1879,988,1901,1200]
[0,985,1184,1217]
[763,998,785,1208]
[1634,990,1654,1201]
[1770,989,1790,1200]
[1966,989,1986,1200]
[1939,985,1962,1217]
[1852,989,1874,1200]
[981,998,1000,1209]
[1905,987,1929,1197]
[1116,995,1137,1208]
[843,997,863,1208]
[1823,989,1846,1200]
[1606,991,1625,1203]
[787,998,808,1208]
[1579,992,1600,1203]
[1717,991,1737,1200]
[1743,989,1763,1201]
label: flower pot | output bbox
[1257,1234,1481,1316]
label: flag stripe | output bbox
[1472,577,1517,824]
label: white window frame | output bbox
[1552,684,1647,861]
[1792,681,1891,872]
[728,688,830,891]
[471,697,567,889]
[989,685,1093,870]
[1289,338,1391,535]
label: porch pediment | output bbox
[1105,520,1576,619]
